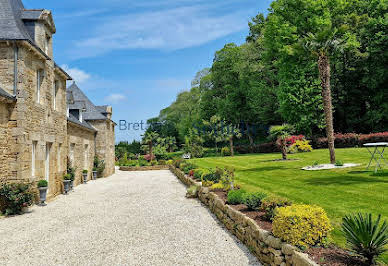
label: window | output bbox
[69,143,75,166]
[57,144,62,171]
[84,144,89,169]
[36,69,43,103]
[45,143,51,182]
[32,141,37,177]
[53,81,59,110]
[44,36,50,55]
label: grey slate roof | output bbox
[21,10,43,20]
[67,82,108,121]
[67,113,96,132]
[0,0,33,41]
[0,87,15,100]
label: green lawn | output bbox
[191,148,388,263]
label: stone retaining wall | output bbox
[119,165,169,171]
[169,165,319,266]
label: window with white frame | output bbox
[36,69,43,103]
[84,144,89,169]
[57,143,62,171]
[32,141,37,177]
[53,80,59,110]
[69,143,75,166]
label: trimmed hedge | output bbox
[312,132,388,149]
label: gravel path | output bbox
[0,170,261,266]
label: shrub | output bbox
[342,213,388,265]
[193,169,204,180]
[335,160,344,166]
[220,167,235,191]
[125,160,138,167]
[93,156,105,177]
[261,196,293,221]
[143,154,156,161]
[289,140,313,153]
[227,189,246,205]
[202,181,214,187]
[63,174,72,181]
[183,163,197,174]
[210,183,225,191]
[272,205,332,248]
[201,169,220,183]
[37,180,48,188]
[243,192,268,211]
[221,147,231,156]
[138,158,149,166]
[186,185,199,198]
[82,169,88,174]
[285,135,305,146]
[172,159,183,168]
[166,160,173,165]
[150,160,158,166]
[158,160,166,165]
[0,183,34,216]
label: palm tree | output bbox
[142,131,159,160]
[166,136,177,152]
[303,32,344,164]
[269,124,294,160]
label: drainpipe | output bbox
[13,42,19,97]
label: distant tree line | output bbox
[144,0,387,152]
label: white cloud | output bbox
[71,5,248,58]
[61,64,91,84]
[104,93,127,103]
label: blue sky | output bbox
[24,0,272,142]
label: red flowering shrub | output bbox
[313,132,388,148]
[285,135,305,146]
[189,170,195,177]
[359,132,388,144]
[143,154,156,161]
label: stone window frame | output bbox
[84,144,89,170]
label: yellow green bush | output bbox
[289,140,313,153]
[210,183,224,191]
[202,180,214,187]
[272,204,332,248]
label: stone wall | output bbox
[67,123,96,186]
[0,42,68,198]
[0,102,16,183]
[88,120,115,177]
[169,166,319,266]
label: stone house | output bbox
[0,0,115,199]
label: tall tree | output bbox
[265,0,360,163]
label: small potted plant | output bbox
[92,167,98,180]
[63,174,71,195]
[37,180,48,206]
[82,169,88,184]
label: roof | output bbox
[0,87,16,101]
[21,10,43,20]
[67,113,96,132]
[0,0,33,41]
[67,82,109,121]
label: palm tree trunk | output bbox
[318,54,336,164]
[281,139,287,160]
[229,136,234,156]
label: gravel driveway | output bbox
[0,170,261,266]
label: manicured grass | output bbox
[191,148,388,263]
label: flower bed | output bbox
[169,165,319,266]
[169,165,371,266]
[119,165,169,171]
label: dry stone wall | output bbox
[169,165,319,266]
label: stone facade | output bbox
[0,0,116,200]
